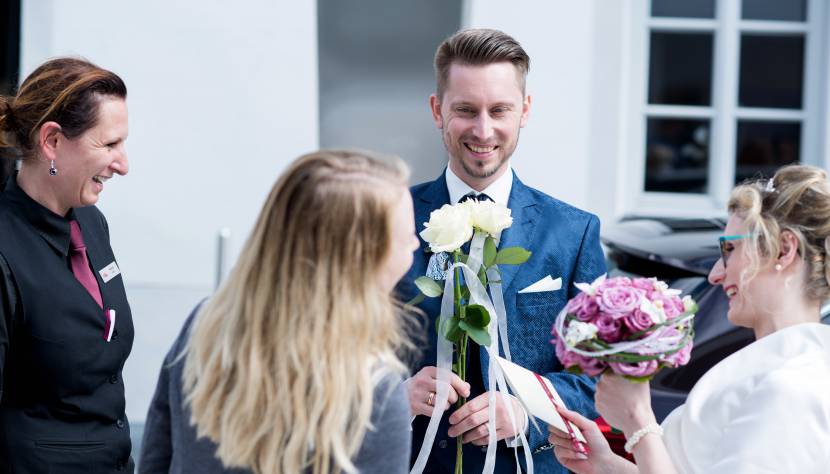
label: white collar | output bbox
[445,165,513,206]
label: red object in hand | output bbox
[594,416,634,462]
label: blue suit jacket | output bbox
[399,171,606,474]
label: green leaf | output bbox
[622,374,654,383]
[564,365,584,376]
[483,237,497,267]
[444,316,464,343]
[464,304,490,328]
[415,276,444,297]
[459,320,491,346]
[495,247,532,265]
[405,293,425,306]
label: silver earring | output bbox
[49,160,57,176]
[775,263,783,271]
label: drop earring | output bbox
[49,160,57,176]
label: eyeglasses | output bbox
[718,234,752,268]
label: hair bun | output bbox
[1,98,17,127]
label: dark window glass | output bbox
[651,0,715,18]
[645,118,710,193]
[739,35,804,109]
[742,0,807,22]
[735,121,800,184]
[649,32,713,106]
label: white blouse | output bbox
[661,322,830,473]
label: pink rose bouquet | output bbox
[551,275,696,381]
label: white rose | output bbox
[420,204,473,253]
[565,321,599,347]
[463,200,513,237]
[682,295,695,313]
[639,299,667,324]
[654,279,681,297]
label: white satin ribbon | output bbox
[411,232,533,474]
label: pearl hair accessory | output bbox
[624,422,664,454]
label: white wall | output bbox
[21,0,319,424]
[465,0,608,220]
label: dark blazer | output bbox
[0,178,134,473]
[400,171,606,474]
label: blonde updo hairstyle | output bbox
[727,164,830,302]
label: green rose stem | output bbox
[452,251,467,474]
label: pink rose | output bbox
[662,341,693,367]
[595,314,623,342]
[608,359,659,378]
[553,336,580,367]
[623,309,654,333]
[566,293,600,322]
[667,296,685,319]
[599,276,632,290]
[648,293,684,319]
[575,354,606,377]
[597,285,644,317]
[553,335,607,376]
[632,278,656,291]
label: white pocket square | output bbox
[518,275,562,293]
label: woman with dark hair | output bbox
[0,57,133,472]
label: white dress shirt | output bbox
[445,165,513,206]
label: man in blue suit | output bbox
[400,29,607,473]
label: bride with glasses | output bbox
[549,164,830,474]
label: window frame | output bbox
[624,0,828,217]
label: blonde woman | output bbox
[139,150,420,474]
[549,164,830,473]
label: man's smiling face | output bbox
[430,61,530,190]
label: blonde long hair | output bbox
[183,150,413,474]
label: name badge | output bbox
[99,261,121,283]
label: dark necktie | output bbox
[69,220,103,308]
[458,192,494,204]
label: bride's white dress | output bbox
[661,322,830,473]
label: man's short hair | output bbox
[434,28,530,99]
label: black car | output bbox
[602,216,830,422]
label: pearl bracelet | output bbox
[624,422,663,453]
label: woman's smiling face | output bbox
[53,97,129,213]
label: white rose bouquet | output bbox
[411,199,530,474]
